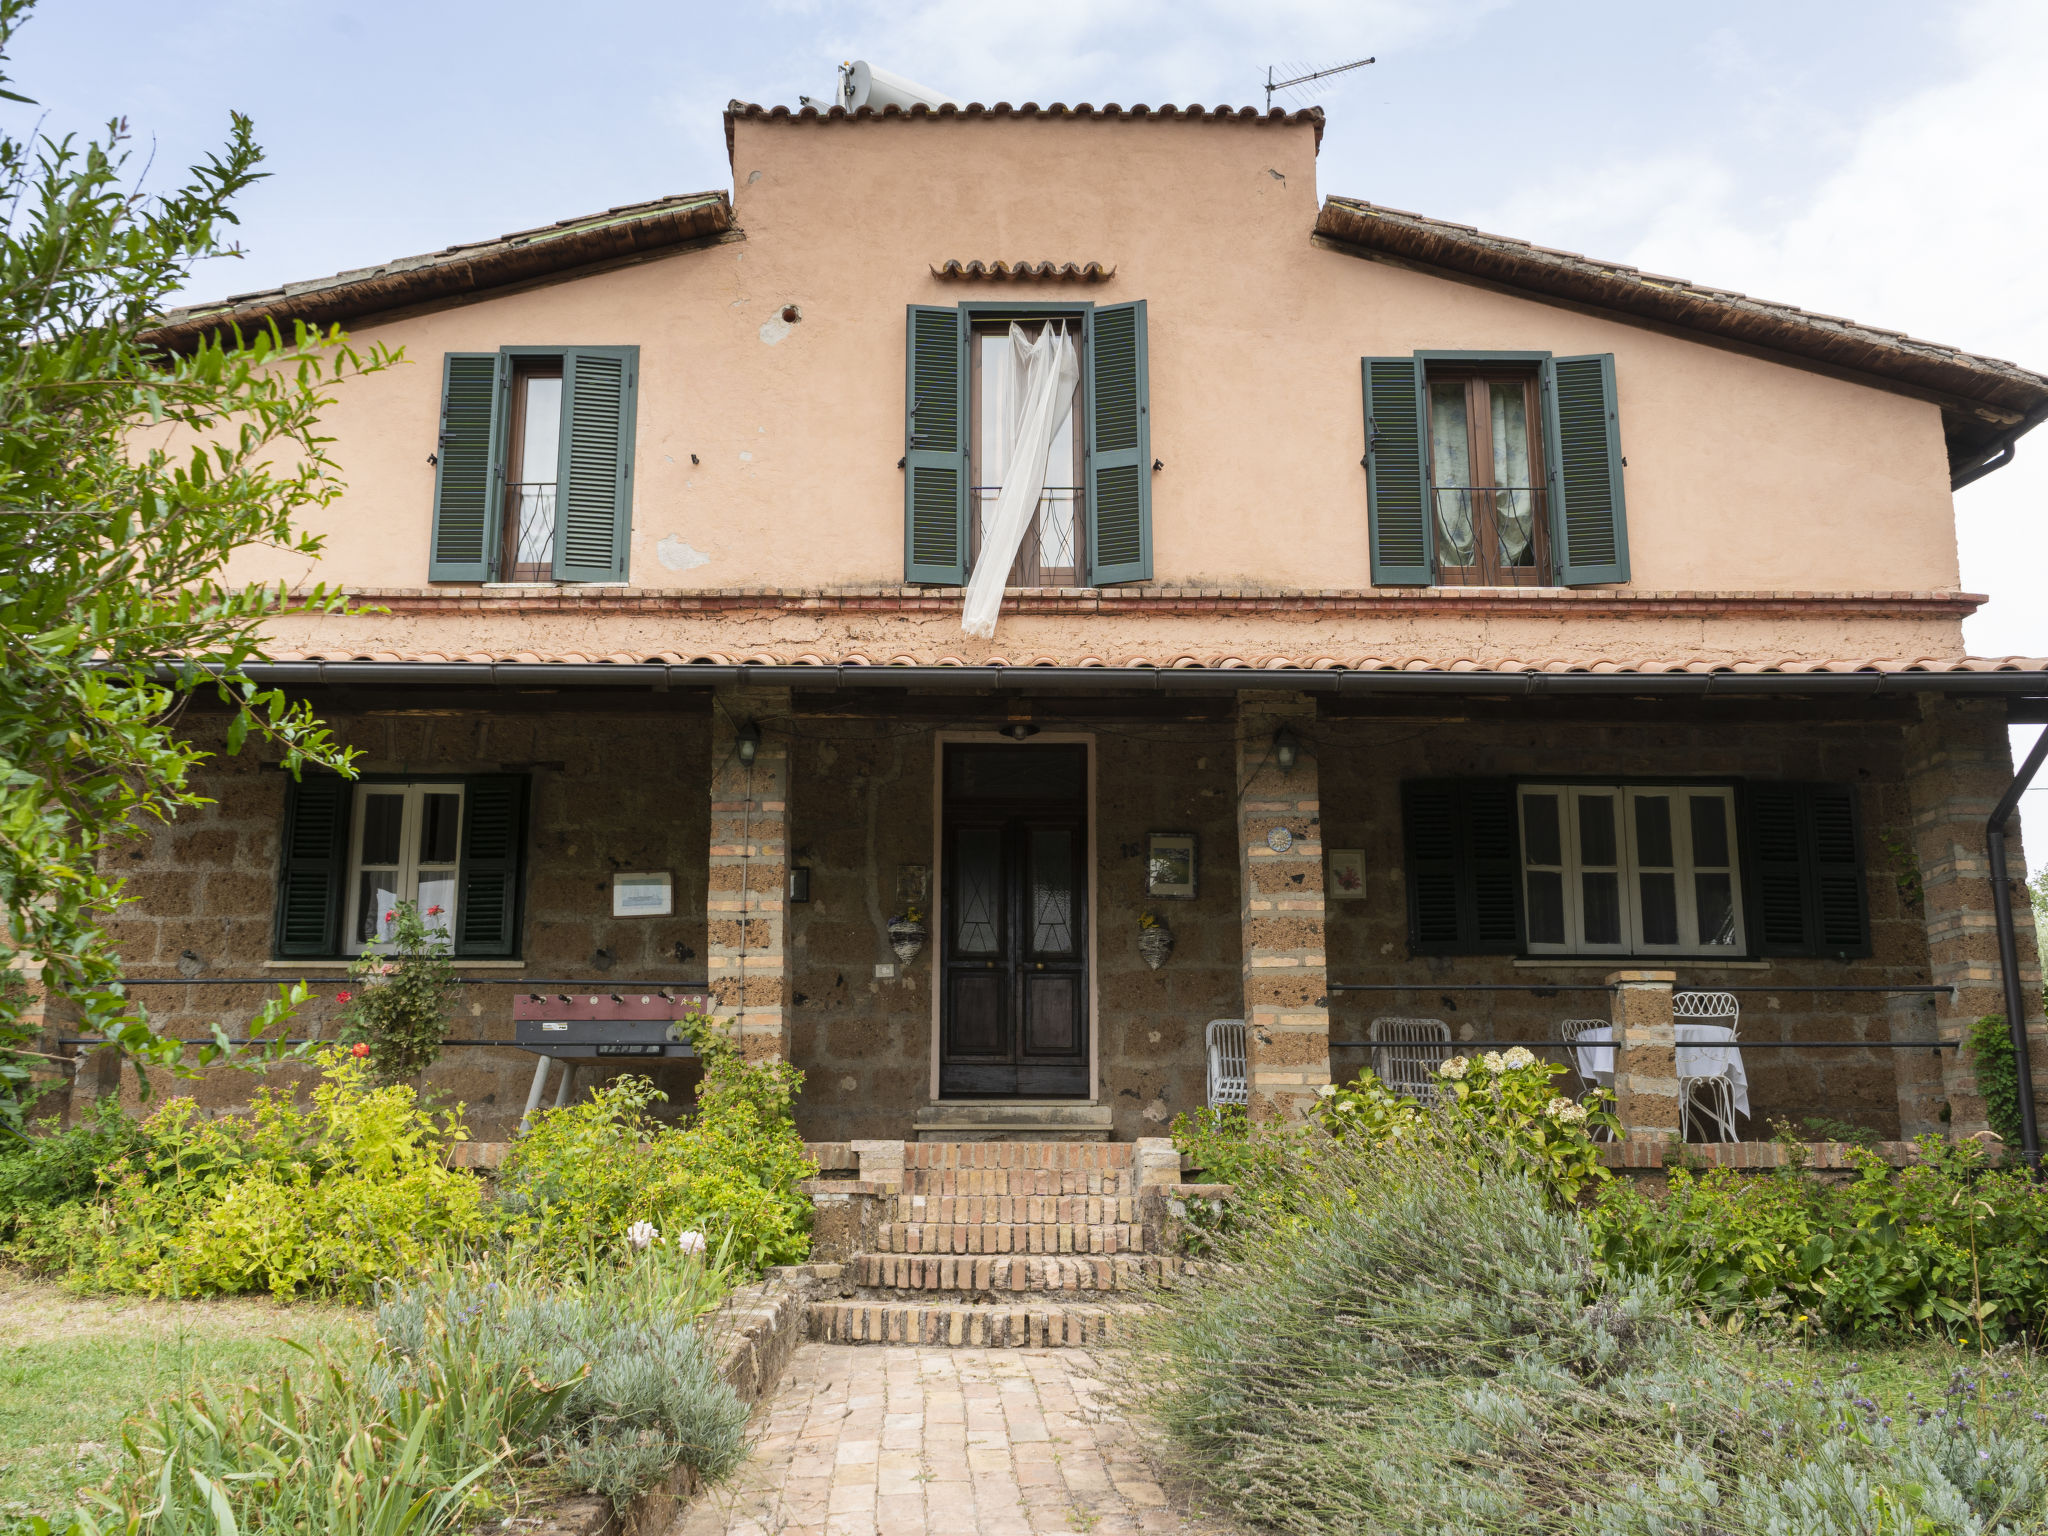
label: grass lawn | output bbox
[0,1273,366,1524]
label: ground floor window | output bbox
[274,774,528,960]
[1401,778,1865,960]
[1517,784,1742,956]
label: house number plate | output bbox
[1266,826,1294,853]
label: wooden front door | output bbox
[940,744,1089,1098]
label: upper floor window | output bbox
[429,346,638,585]
[1427,366,1548,587]
[1364,352,1628,589]
[904,301,1151,589]
[274,774,529,959]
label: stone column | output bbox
[1235,693,1329,1121]
[708,688,792,1063]
[1610,970,1681,1142]
[1903,696,2048,1135]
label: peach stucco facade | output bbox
[229,109,1971,670]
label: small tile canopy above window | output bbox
[930,260,1117,282]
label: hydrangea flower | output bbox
[1502,1046,1537,1070]
[1438,1056,1469,1080]
[1481,1051,1506,1075]
[627,1221,659,1250]
[1317,1083,1337,1097]
[675,1230,708,1256]
[1554,1101,1588,1125]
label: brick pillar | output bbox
[1887,991,1948,1138]
[1610,969,1681,1142]
[1904,697,2048,1134]
[708,689,792,1063]
[1235,693,1329,1121]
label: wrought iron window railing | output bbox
[501,480,557,581]
[1430,484,1547,582]
[966,484,1082,584]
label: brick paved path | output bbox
[671,1343,1230,1536]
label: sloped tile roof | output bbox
[143,192,734,351]
[723,100,1327,155]
[1314,196,2048,480]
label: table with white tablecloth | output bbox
[1571,1023,1749,1117]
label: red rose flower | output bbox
[426,905,443,917]
[335,990,353,1003]
[350,1042,371,1058]
[383,910,396,923]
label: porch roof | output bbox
[229,651,2048,698]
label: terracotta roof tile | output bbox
[932,260,1116,282]
[724,100,1326,153]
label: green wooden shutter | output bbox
[1541,353,1630,585]
[455,775,527,958]
[428,353,505,582]
[1808,785,1870,956]
[552,346,638,583]
[1465,782,1521,950]
[273,775,351,958]
[1403,780,1519,954]
[1363,356,1432,585]
[1086,300,1151,585]
[1403,781,1462,953]
[1747,783,1869,958]
[904,305,968,584]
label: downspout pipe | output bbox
[1986,726,2048,1170]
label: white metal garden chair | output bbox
[1367,1017,1453,1106]
[1205,1019,1248,1109]
[1673,990,1743,1142]
[1556,1018,1617,1141]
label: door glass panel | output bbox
[419,794,461,865]
[1428,380,1475,566]
[954,827,1002,955]
[355,872,400,945]
[359,793,404,866]
[1029,830,1074,956]
[1695,873,1737,947]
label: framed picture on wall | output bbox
[1328,849,1367,900]
[612,871,674,917]
[1147,832,1198,899]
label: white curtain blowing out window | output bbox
[961,322,1080,640]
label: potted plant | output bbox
[886,904,927,964]
[338,898,462,1083]
[1137,909,1175,970]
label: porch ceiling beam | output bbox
[217,660,2048,701]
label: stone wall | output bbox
[73,702,712,1140]
[1317,708,1938,1141]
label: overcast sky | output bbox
[10,0,2047,814]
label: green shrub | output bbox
[0,1100,148,1253]
[20,1048,495,1299]
[1170,1053,1614,1250]
[1967,1012,2025,1150]
[1590,1134,2048,1341]
[500,1017,814,1274]
[339,898,462,1084]
[374,1248,748,1504]
[1125,1128,2048,1536]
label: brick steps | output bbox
[898,1170,1136,1197]
[810,1297,1140,1348]
[852,1252,1176,1298]
[885,1194,1137,1224]
[871,1221,1143,1255]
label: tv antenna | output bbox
[1263,56,1374,109]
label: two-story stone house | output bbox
[87,99,2048,1150]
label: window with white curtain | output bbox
[344,782,465,952]
[1519,784,1743,955]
